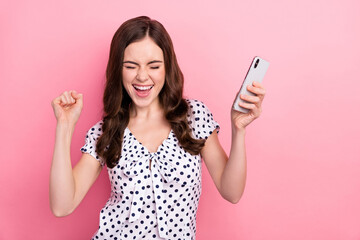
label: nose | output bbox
[136,67,148,82]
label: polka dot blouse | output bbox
[80,99,220,240]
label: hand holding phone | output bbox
[233,56,269,113]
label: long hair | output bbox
[96,16,205,168]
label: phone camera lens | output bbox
[254,59,259,68]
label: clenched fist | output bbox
[51,90,83,125]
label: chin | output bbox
[131,96,158,108]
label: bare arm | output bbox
[201,129,246,204]
[49,90,102,217]
[201,81,265,204]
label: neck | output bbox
[129,98,164,120]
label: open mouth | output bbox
[133,85,153,91]
[133,84,154,97]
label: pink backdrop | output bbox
[1,0,360,239]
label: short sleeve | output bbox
[186,99,220,140]
[80,120,105,166]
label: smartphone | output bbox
[233,56,270,113]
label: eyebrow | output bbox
[123,60,163,65]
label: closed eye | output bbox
[150,66,160,69]
[124,66,136,69]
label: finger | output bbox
[70,90,81,100]
[51,96,62,108]
[64,91,75,104]
[68,90,76,104]
[60,95,69,106]
[239,101,262,117]
[52,96,61,104]
[239,101,256,110]
[240,94,260,104]
[247,85,266,97]
[70,90,83,106]
[69,90,77,98]
[62,91,70,103]
[252,81,264,89]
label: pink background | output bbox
[1,0,360,239]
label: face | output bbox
[122,36,165,110]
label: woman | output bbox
[50,16,265,240]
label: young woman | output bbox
[50,16,265,240]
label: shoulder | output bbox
[185,98,204,106]
[185,98,220,140]
[185,98,208,113]
[81,119,105,166]
[185,98,214,119]
[85,119,104,140]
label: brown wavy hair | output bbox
[96,16,205,168]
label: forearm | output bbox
[220,128,247,204]
[49,122,76,216]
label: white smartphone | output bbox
[233,56,270,113]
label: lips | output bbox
[133,84,153,97]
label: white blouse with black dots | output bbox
[81,99,220,240]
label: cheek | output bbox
[152,70,166,83]
[122,71,134,83]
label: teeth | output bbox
[134,85,153,90]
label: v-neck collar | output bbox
[125,127,173,155]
